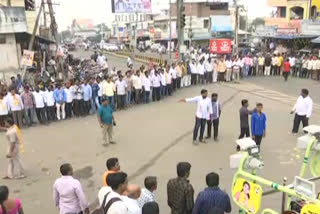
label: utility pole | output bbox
[234,0,239,54]
[7,0,11,6]
[47,0,58,46]
[177,0,184,61]
[188,3,192,48]
[169,0,172,59]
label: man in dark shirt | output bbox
[239,99,255,139]
[193,172,231,214]
[167,162,194,214]
[264,54,272,76]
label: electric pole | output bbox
[177,0,185,61]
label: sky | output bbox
[55,0,271,31]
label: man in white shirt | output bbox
[97,53,107,68]
[121,185,142,214]
[289,55,296,77]
[170,64,177,91]
[151,71,161,101]
[271,54,278,76]
[102,76,116,109]
[142,71,152,104]
[132,71,143,104]
[190,60,197,85]
[307,57,313,79]
[44,85,56,122]
[179,89,213,145]
[290,89,313,135]
[165,68,173,96]
[138,176,157,208]
[7,87,24,127]
[101,172,128,214]
[197,60,205,84]
[33,87,47,124]
[115,75,127,110]
[225,58,233,82]
[64,83,74,119]
[159,69,166,97]
[205,58,213,83]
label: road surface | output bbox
[1,52,319,214]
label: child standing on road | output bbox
[251,103,266,148]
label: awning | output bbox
[262,34,316,40]
[311,36,320,44]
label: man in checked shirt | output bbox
[167,162,194,214]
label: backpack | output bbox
[92,192,121,214]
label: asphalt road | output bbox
[1,52,320,214]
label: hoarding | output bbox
[0,7,27,33]
[210,39,231,54]
[111,0,152,13]
[211,16,232,32]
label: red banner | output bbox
[210,39,232,54]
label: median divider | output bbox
[104,50,169,66]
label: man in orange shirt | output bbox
[102,157,120,186]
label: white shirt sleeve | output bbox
[307,98,313,118]
[186,96,199,103]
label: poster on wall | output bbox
[111,0,152,13]
[211,15,232,32]
[21,50,34,67]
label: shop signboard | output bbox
[301,20,320,36]
[111,0,152,13]
[0,7,27,33]
[210,39,231,54]
[276,28,297,36]
[211,15,232,32]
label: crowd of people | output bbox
[0,158,232,214]
[1,49,319,130]
[0,49,316,214]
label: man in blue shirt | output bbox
[97,96,116,146]
[251,103,266,147]
[193,172,231,214]
[82,80,92,116]
[54,83,67,120]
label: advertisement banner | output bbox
[210,39,231,54]
[21,50,34,67]
[232,178,262,214]
[111,0,152,13]
[0,7,27,33]
[211,15,232,32]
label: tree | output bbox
[249,17,265,32]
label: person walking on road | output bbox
[291,89,313,135]
[3,118,25,180]
[251,103,266,148]
[179,89,213,145]
[97,96,116,146]
[167,162,194,214]
[53,163,89,214]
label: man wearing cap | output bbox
[97,96,116,146]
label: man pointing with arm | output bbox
[179,89,213,145]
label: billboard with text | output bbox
[0,7,27,33]
[111,0,152,13]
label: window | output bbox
[121,15,124,22]
[140,14,143,21]
[203,19,209,28]
[125,15,127,22]
[279,7,286,18]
